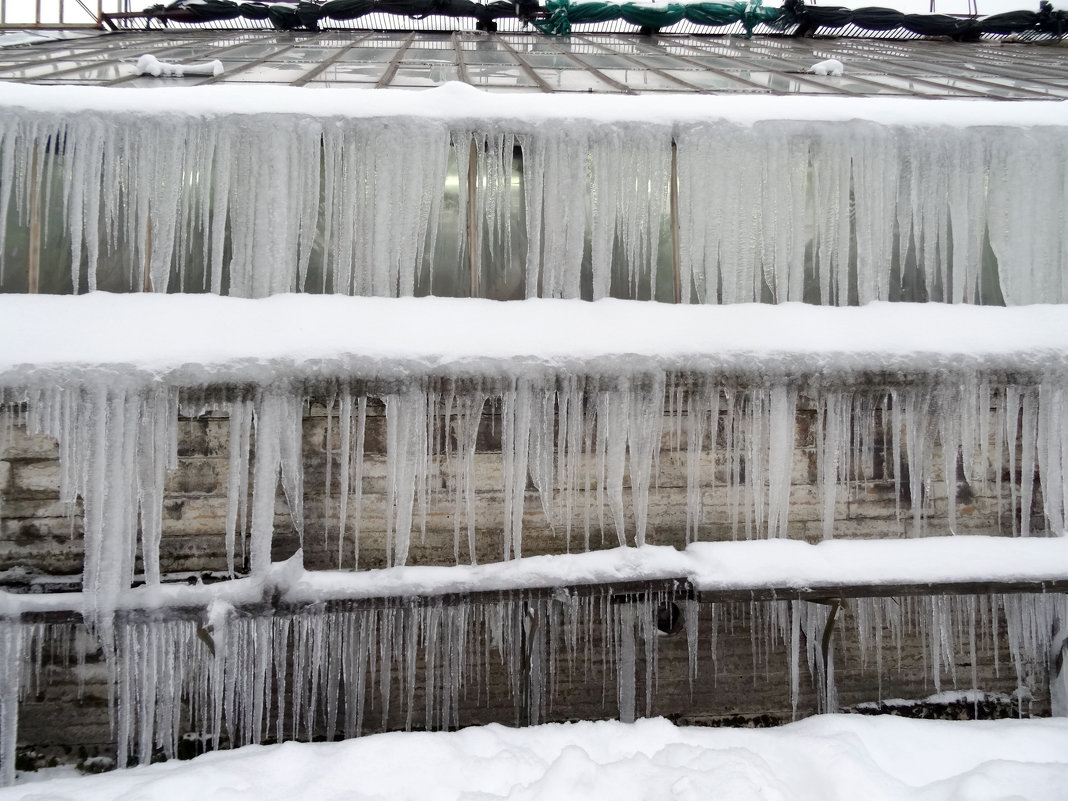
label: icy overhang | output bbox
[1,295,1068,390]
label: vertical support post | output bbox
[467,137,479,299]
[27,145,41,295]
[34,0,41,25]
[670,139,682,305]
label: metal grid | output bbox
[1,28,1066,97]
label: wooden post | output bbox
[467,137,479,298]
[27,146,41,294]
[670,140,682,304]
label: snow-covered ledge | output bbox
[0,82,1065,127]
[3,536,1067,620]
[2,295,1067,389]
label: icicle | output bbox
[617,603,636,724]
[225,399,253,576]
[501,381,533,560]
[22,385,177,645]
[629,376,666,547]
[0,622,21,787]
[1037,382,1068,534]
[767,385,797,539]
[385,389,428,567]
[521,129,588,299]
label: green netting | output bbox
[535,0,619,35]
[536,0,778,35]
[618,2,687,28]
[145,0,1063,40]
[683,2,745,27]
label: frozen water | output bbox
[1,104,1065,302]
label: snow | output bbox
[4,715,1068,800]
[135,54,223,78]
[0,83,1065,127]
[3,536,1066,616]
[1,295,1067,388]
[811,59,845,77]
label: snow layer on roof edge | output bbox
[0,82,1066,126]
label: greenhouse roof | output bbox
[0,29,1066,96]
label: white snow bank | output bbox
[1,295,1067,389]
[4,536,1067,615]
[6,715,1068,800]
[0,81,1065,127]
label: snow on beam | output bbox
[2,294,1068,388]
[4,536,1067,622]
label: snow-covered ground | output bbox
[4,715,1068,800]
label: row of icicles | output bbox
[1,590,1063,781]
[3,373,1067,640]
[2,114,1067,303]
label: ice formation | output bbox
[4,590,1066,774]
[3,373,1068,606]
[1,104,1066,303]
[2,90,1068,782]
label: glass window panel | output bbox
[533,68,616,92]
[302,79,377,88]
[339,48,397,63]
[572,54,633,70]
[597,68,685,91]
[721,71,843,94]
[0,62,95,79]
[661,69,760,91]
[402,50,456,64]
[268,47,338,63]
[212,43,286,59]
[457,49,516,66]
[463,65,535,87]
[522,54,577,69]
[216,63,316,82]
[390,64,458,86]
[312,64,383,82]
